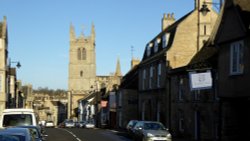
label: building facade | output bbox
[138,0,218,128]
[0,16,8,113]
[214,0,250,140]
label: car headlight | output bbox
[146,133,155,137]
[167,133,172,139]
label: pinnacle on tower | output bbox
[70,23,76,41]
[80,24,84,38]
[115,57,122,77]
[91,22,96,41]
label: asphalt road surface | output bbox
[45,127,132,141]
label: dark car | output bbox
[133,121,172,141]
[16,125,48,141]
[126,120,138,137]
[0,127,35,141]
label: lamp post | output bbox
[7,59,21,108]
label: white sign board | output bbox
[189,70,212,90]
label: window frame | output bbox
[147,43,153,57]
[157,63,161,88]
[230,40,244,75]
[142,69,147,90]
[162,33,170,48]
[82,48,86,60]
[77,48,81,60]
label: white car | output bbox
[0,108,38,128]
[45,121,54,128]
[85,122,95,128]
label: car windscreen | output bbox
[144,122,165,130]
[3,114,32,127]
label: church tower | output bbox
[68,23,96,118]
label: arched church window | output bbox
[82,48,86,60]
[77,48,81,60]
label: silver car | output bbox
[133,121,172,141]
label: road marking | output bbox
[59,128,82,141]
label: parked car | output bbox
[0,108,38,128]
[78,121,87,128]
[84,121,95,128]
[16,125,48,141]
[0,127,36,141]
[133,121,172,141]
[64,120,75,128]
[126,120,139,137]
[45,121,54,128]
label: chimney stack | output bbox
[162,13,175,31]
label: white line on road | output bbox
[59,128,82,141]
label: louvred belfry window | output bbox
[82,48,86,60]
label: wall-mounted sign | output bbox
[189,70,212,90]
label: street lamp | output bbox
[7,59,21,108]
[199,0,222,16]
[11,61,21,68]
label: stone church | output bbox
[68,23,122,118]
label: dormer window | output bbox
[147,43,153,56]
[154,38,161,53]
[162,33,170,48]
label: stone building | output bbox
[0,16,9,113]
[211,0,250,140]
[117,63,139,128]
[137,0,218,128]
[168,0,250,140]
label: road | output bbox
[45,128,132,141]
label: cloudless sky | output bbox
[0,0,197,90]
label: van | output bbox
[0,108,38,128]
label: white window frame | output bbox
[147,43,153,57]
[154,40,158,53]
[149,66,153,89]
[154,38,161,53]
[157,63,161,88]
[230,40,244,75]
[162,33,170,48]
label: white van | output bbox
[0,108,38,128]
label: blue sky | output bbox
[0,0,196,90]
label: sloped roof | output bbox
[141,10,194,62]
[234,0,250,11]
[189,45,218,65]
[214,0,250,44]
[120,64,138,89]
